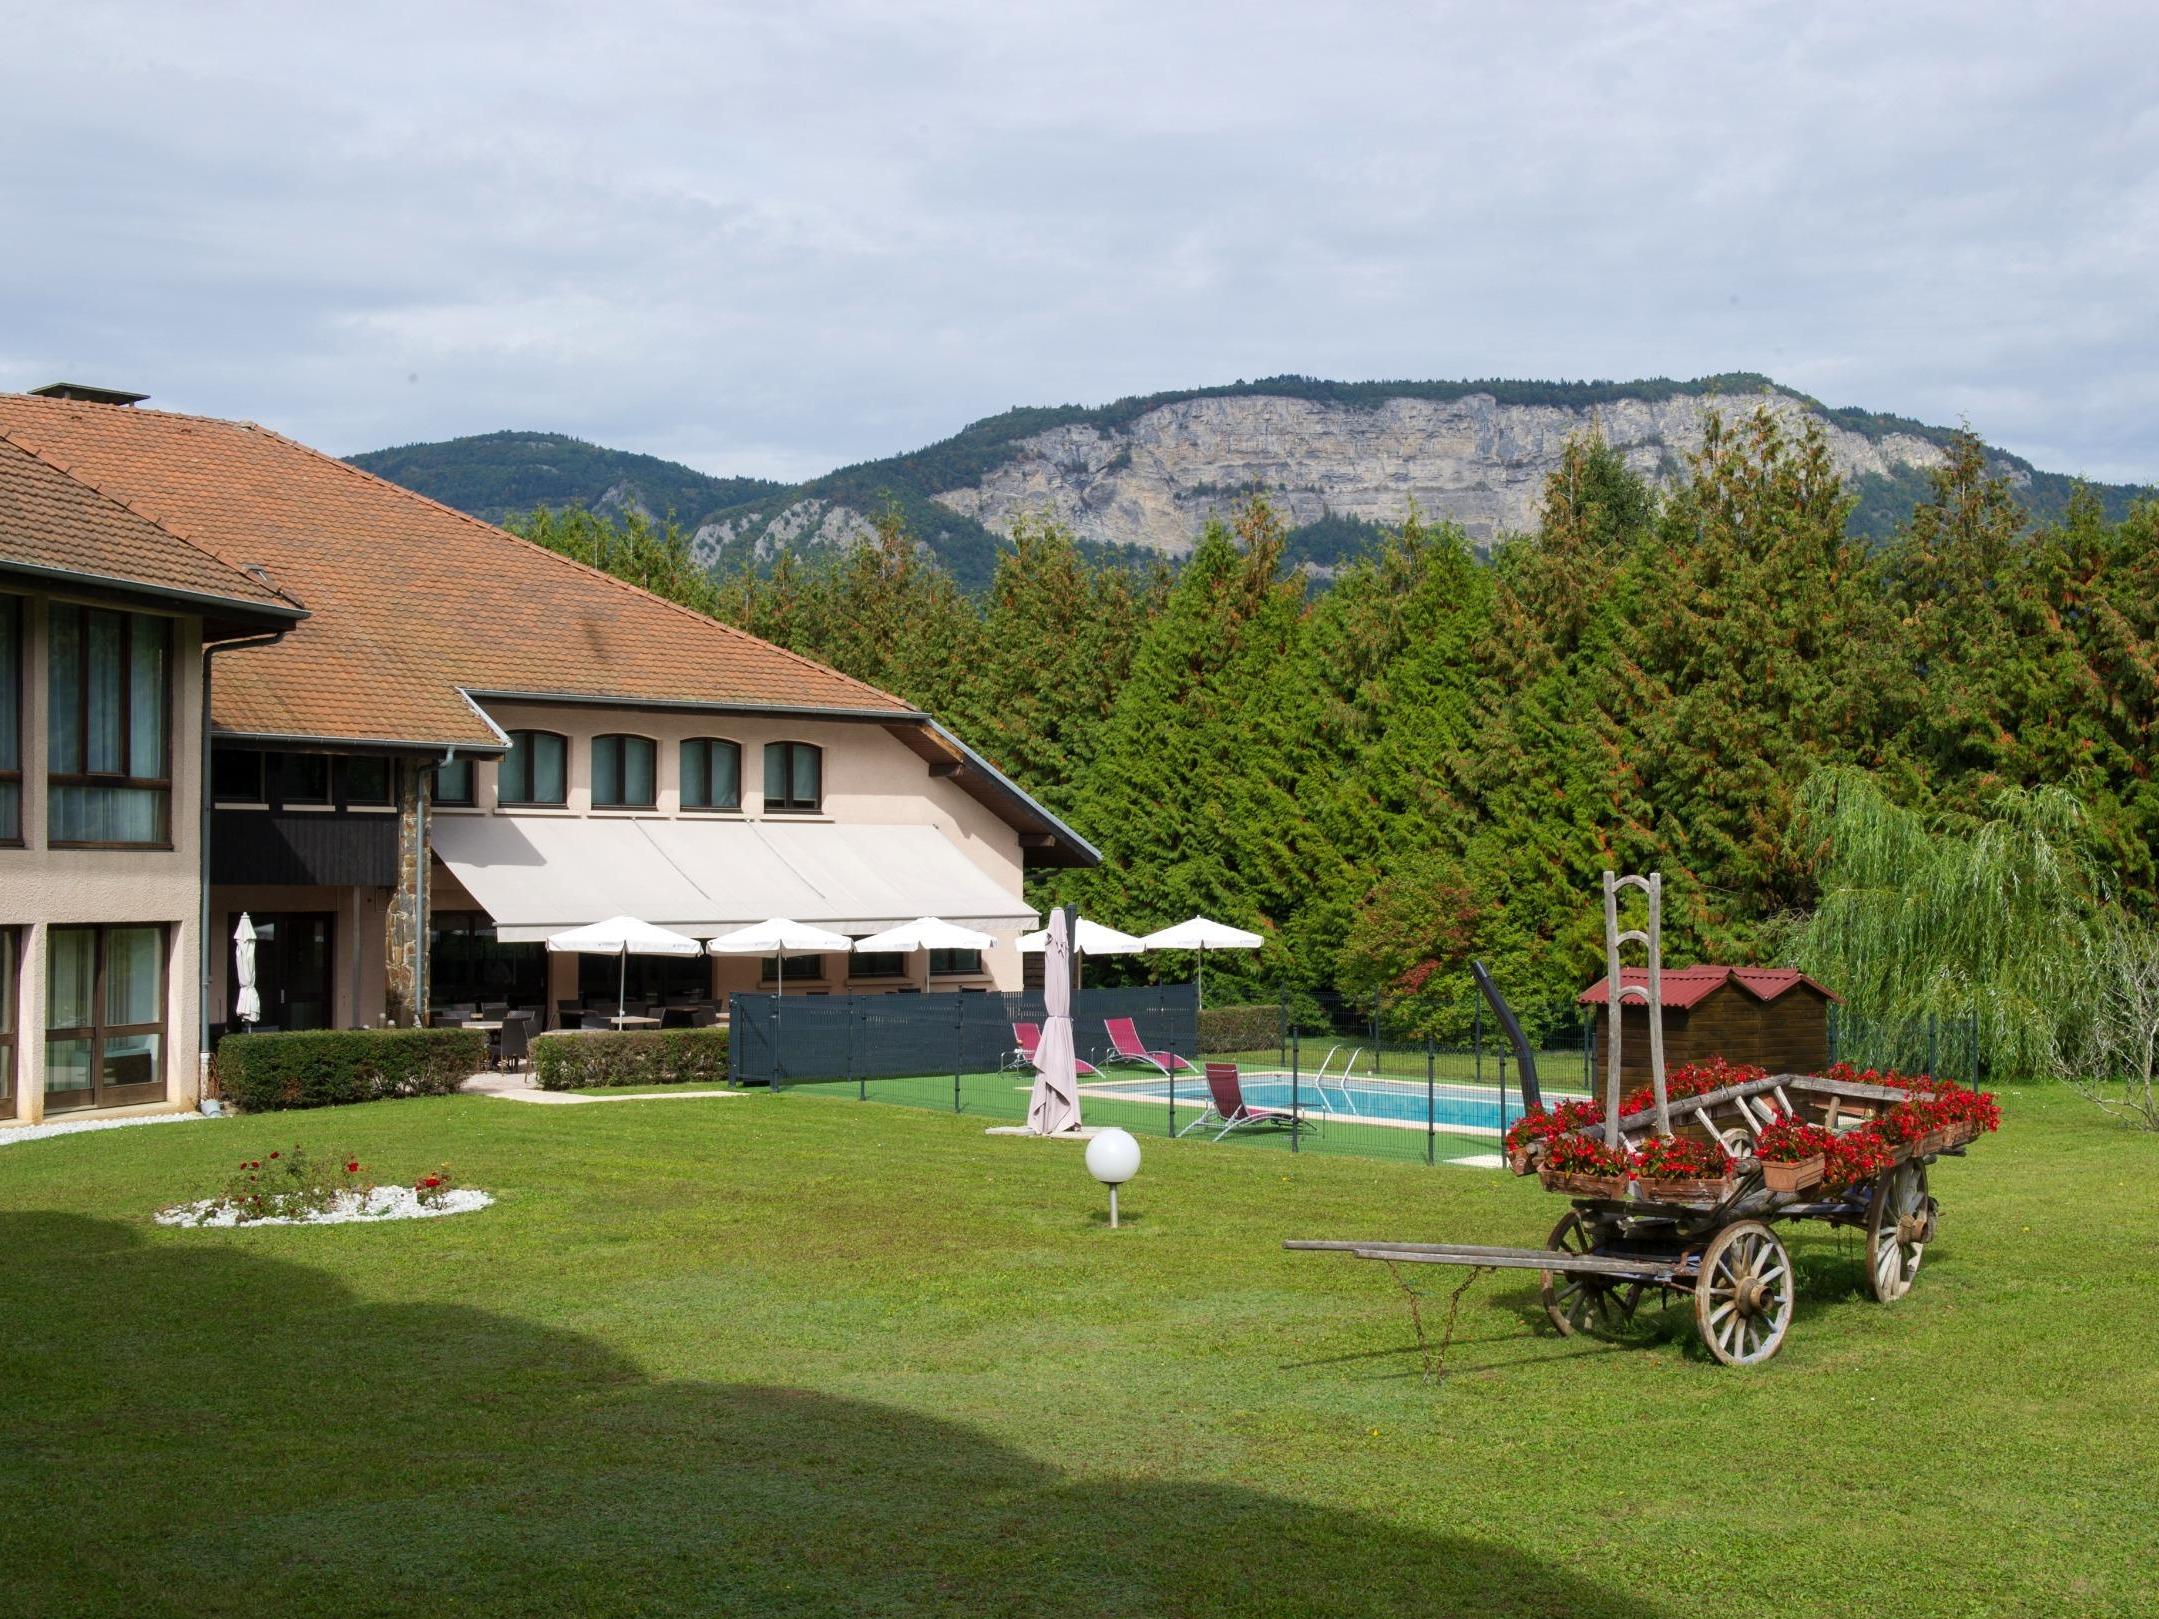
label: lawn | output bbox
[2,1082,2154,1617]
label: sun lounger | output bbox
[1102,1016,1198,1078]
[1178,1062,1309,1141]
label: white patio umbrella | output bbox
[847,916,997,955]
[1016,917,1146,956]
[233,913,262,1027]
[1138,916,1265,1012]
[707,918,855,1081]
[1026,907,1083,1136]
[546,915,703,1019]
[705,918,855,994]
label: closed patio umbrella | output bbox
[1026,907,1082,1136]
[1138,916,1265,1012]
[233,913,261,1027]
[546,915,703,1019]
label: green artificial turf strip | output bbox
[1,1083,2153,1617]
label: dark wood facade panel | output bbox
[209,809,397,888]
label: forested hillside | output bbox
[511,407,2159,1041]
[349,431,783,525]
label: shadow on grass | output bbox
[1,1212,1674,1619]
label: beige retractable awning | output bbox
[429,815,1038,942]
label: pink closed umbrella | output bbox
[1026,907,1083,1136]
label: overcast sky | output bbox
[5,1,2155,485]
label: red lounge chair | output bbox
[1179,1062,1308,1141]
[1010,1021,1101,1078]
[1102,1016,1198,1078]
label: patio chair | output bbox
[428,1011,468,1029]
[554,999,581,1029]
[480,1001,510,1020]
[1179,1062,1309,1141]
[495,1013,533,1076]
[1009,1021,1101,1078]
[1102,1016,1199,1078]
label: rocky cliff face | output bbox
[930,386,1966,554]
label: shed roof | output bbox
[1577,965,1841,1009]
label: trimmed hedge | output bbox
[1198,1003,1280,1055]
[532,1028,731,1091]
[216,1028,485,1113]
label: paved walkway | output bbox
[460,1071,745,1106]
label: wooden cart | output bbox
[1289,873,1984,1366]
[1289,1067,1969,1365]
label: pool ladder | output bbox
[1310,1045,1365,1116]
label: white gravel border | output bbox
[1,1111,212,1147]
[156,1186,494,1228]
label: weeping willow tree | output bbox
[1785,768,2101,1078]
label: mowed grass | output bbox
[1,1083,2154,1618]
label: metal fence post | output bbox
[954,994,965,1114]
[1425,1033,1436,1167]
[1474,1000,1483,1087]
[1291,1024,1301,1155]
[1926,1014,1938,1078]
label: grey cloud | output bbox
[4,0,2155,486]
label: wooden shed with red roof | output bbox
[1578,966,1840,1085]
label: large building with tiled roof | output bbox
[0,385,1094,1126]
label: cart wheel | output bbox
[1864,1162,1932,1302]
[1692,1220,1794,1366]
[1540,1210,1656,1343]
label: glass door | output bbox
[233,912,335,1032]
[45,924,166,1112]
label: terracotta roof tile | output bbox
[0,394,915,748]
[0,436,295,613]
[1578,965,1840,1008]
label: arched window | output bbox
[680,738,741,811]
[591,734,657,809]
[762,740,822,814]
[498,730,568,806]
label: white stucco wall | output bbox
[440,702,1032,994]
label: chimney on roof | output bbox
[29,382,148,407]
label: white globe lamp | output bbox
[1085,1127,1142,1228]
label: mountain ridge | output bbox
[349,375,2154,589]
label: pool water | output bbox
[1081,1071,1561,1135]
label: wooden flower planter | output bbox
[1635,1174,1736,1206]
[1538,1166,1628,1199]
[1507,1146,1536,1176]
[1761,1153,1826,1194]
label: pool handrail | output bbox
[1470,959,1543,1111]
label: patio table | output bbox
[607,1014,662,1028]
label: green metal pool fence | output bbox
[739,982,1989,1170]
[742,985,1596,1169]
[728,984,1199,1088]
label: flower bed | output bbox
[155,1144,487,1227]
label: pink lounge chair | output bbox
[1010,1021,1101,1078]
[1179,1062,1308,1141]
[1102,1016,1198,1078]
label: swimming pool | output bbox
[1078,1071,1579,1137]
